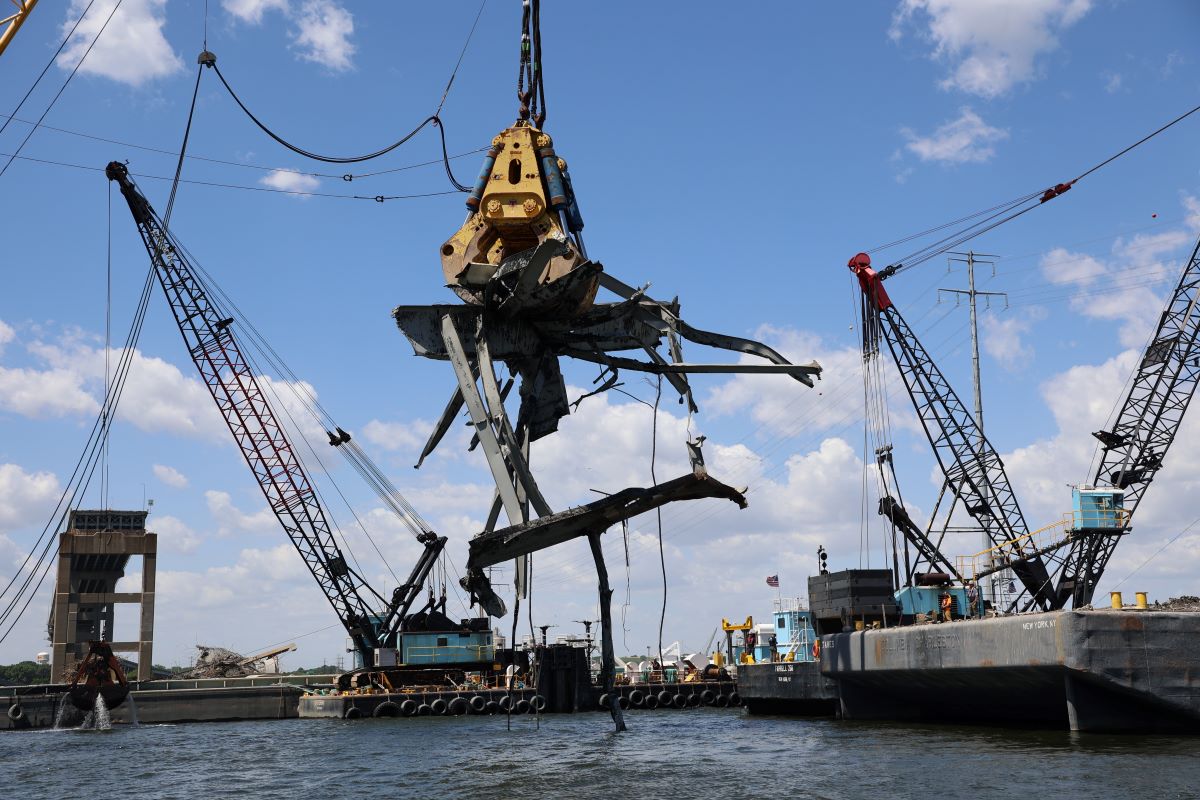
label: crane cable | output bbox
[0,0,98,141]
[163,63,205,226]
[0,112,489,182]
[875,100,1200,280]
[203,0,486,194]
[516,0,547,127]
[0,0,123,180]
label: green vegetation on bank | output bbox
[0,661,50,686]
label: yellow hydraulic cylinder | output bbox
[1111,591,1123,609]
[1136,592,1148,609]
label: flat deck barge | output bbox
[739,609,1200,733]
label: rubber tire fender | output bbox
[657,690,673,707]
[7,704,24,722]
[729,692,742,707]
[700,689,715,705]
[628,689,645,708]
[686,692,701,707]
[447,697,468,716]
[372,701,400,718]
[514,698,530,714]
[416,703,433,716]
[671,694,687,709]
[431,698,448,716]
[484,700,500,715]
[399,699,417,717]
[531,695,547,712]
[343,706,363,719]
[469,695,487,713]
[644,694,659,710]
[714,694,729,707]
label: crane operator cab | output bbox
[1071,486,1126,531]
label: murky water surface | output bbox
[2,709,1198,799]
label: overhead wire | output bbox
[163,63,206,227]
[0,0,124,180]
[872,100,1200,280]
[0,151,458,201]
[0,265,158,643]
[0,113,488,181]
[0,0,99,141]
[204,0,488,193]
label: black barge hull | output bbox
[740,609,1200,733]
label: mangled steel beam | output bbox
[465,472,747,572]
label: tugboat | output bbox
[67,641,129,712]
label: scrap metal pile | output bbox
[181,643,296,679]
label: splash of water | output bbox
[126,694,139,727]
[53,694,71,729]
[81,695,112,731]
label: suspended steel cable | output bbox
[0,151,458,200]
[873,101,1200,281]
[0,0,123,180]
[0,266,158,642]
[0,0,99,141]
[436,0,488,116]
[207,65,469,191]
[0,113,488,181]
[163,64,205,227]
[175,240,436,540]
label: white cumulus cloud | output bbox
[260,169,321,197]
[205,490,277,537]
[223,0,289,24]
[223,0,356,71]
[361,419,430,453]
[58,0,183,87]
[901,108,1009,164]
[981,309,1045,372]
[151,514,203,554]
[0,463,61,531]
[891,0,1093,98]
[152,464,189,489]
[293,0,355,71]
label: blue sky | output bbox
[1,0,1199,667]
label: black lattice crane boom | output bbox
[1057,233,1200,606]
[106,162,445,665]
[850,253,1059,611]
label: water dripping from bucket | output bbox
[82,695,112,731]
[53,694,71,729]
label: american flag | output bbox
[766,575,780,588]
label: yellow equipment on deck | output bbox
[721,616,754,666]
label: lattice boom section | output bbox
[879,305,1057,609]
[133,222,379,647]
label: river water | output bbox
[2,709,1198,799]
